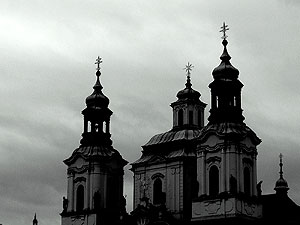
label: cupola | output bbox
[274,153,289,195]
[80,57,113,146]
[208,23,244,124]
[85,70,109,109]
[212,39,239,80]
[171,62,206,130]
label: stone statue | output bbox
[257,180,263,196]
[63,196,68,211]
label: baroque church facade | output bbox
[60,25,300,225]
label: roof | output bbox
[261,193,300,223]
[143,129,202,147]
[197,122,261,145]
[64,145,127,166]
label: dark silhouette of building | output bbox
[61,24,300,225]
[60,57,127,225]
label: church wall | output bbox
[132,159,189,219]
[61,214,96,225]
[196,135,258,197]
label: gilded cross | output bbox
[95,56,102,71]
[220,22,229,40]
[183,62,194,77]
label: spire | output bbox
[85,57,109,109]
[93,56,103,92]
[212,22,239,80]
[279,153,284,179]
[33,213,38,225]
[184,62,193,89]
[274,153,289,195]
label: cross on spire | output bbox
[95,56,103,72]
[220,22,229,40]
[183,62,194,78]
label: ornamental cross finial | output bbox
[279,153,283,178]
[183,62,194,77]
[220,22,229,40]
[95,56,102,71]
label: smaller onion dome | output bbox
[85,70,109,108]
[274,153,289,195]
[212,39,239,80]
[176,75,201,101]
[275,178,289,192]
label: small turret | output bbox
[274,153,289,196]
[33,213,38,225]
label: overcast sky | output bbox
[0,0,300,224]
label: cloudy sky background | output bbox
[0,0,300,224]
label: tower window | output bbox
[189,111,194,125]
[76,185,84,211]
[178,109,183,126]
[198,110,202,127]
[209,165,219,196]
[244,167,251,195]
[153,178,165,205]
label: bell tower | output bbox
[61,57,127,225]
[192,23,262,224]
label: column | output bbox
[221,148,226,192]
[86,169,91,209]
[226,145,230,192]
[69,172,74,211]
[252,155,257,196]
[106,120,110,134]
[201,152,206,195]
[236,150,240,193]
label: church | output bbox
[59,24,300,225]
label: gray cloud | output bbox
[0,0,300,224]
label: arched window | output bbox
[76,185,84,211]
[209,165,219,196]
[244,167,251,195]
[153,178,165,205]
[198,110,202,127]
[178,109,183,126]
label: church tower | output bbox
[61,57,127,225]
[131,63,206,223]
[192,23,262,224]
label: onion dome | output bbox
[176,62,201,101]
[176,75,201,101]
[212,39,239,80]
[85,69,109,108]
[274,153,289,195]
